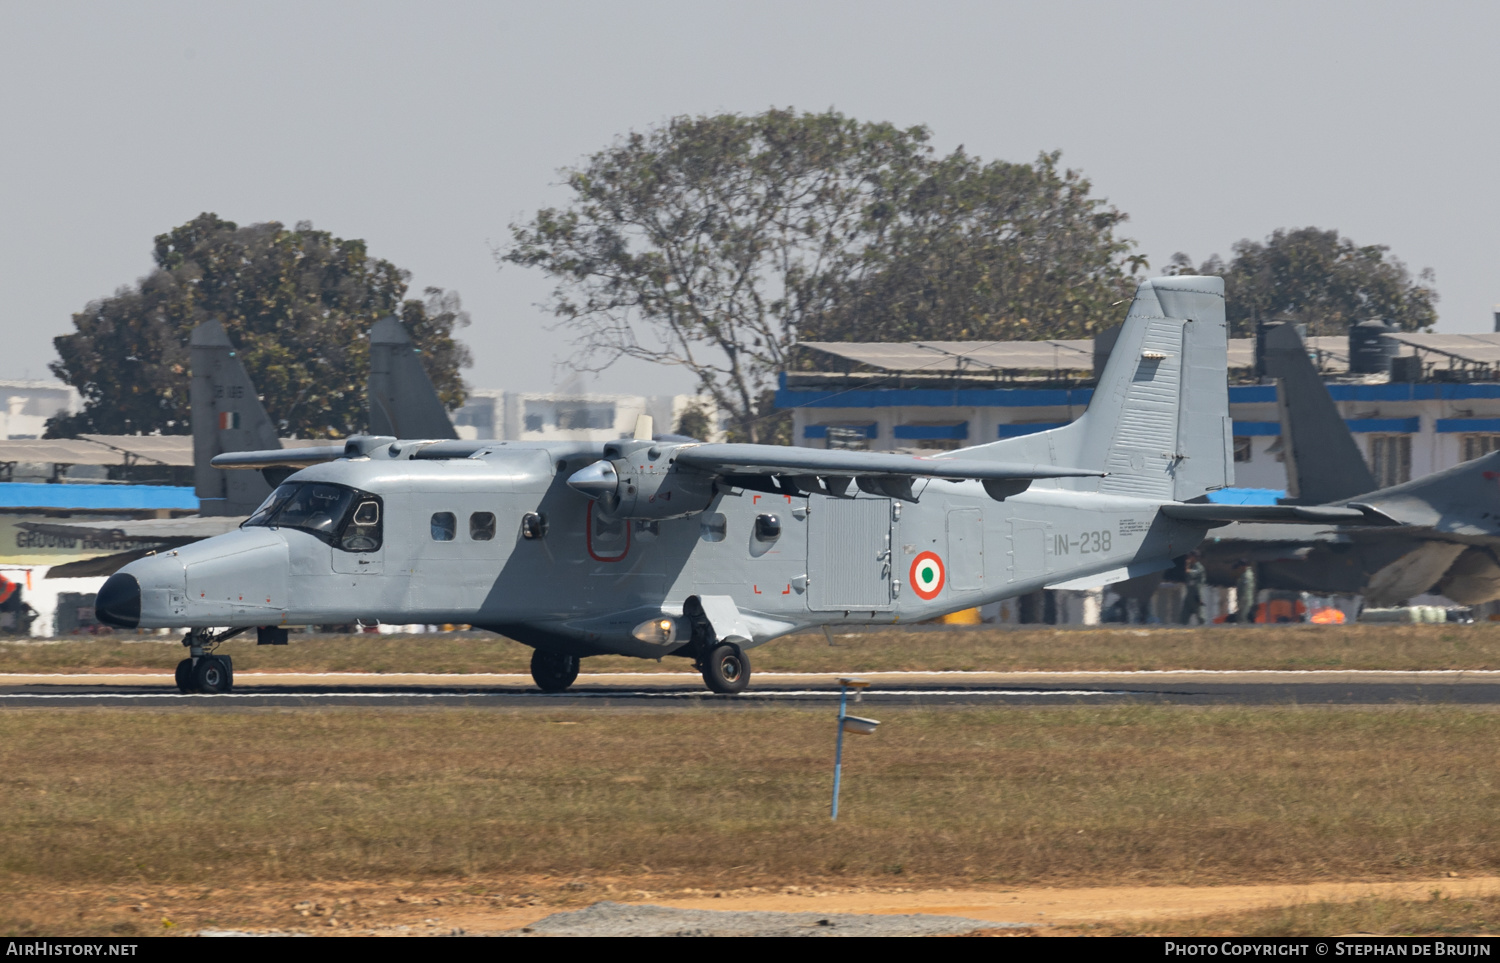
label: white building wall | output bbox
[0,381,80,439]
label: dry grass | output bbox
[1086,893,1500,936]
[1,705,1497,891]
[8,622,1500,674]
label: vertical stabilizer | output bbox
[1261,321,1376,504]
[190,321,281,516]
[955,276,1232,501]
[367,317,458,440]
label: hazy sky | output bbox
[3,0,1497,394]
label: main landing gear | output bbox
[698,641,750,695]
[531,649,580,693]
[175,627,247,694]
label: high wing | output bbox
[672,442,1103,500]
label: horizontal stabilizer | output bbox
[674,444,1104,483]
[1160,504,1384,525]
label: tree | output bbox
[47,214,471,438]
[805,150,1140,344]
[502,109,1141,442]
[1167,227,1438,338]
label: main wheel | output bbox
[174,658,194,694]
[530,649,580,693]
[191,655,233,694]
[700,642,750,694]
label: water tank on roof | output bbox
[1348,319,1396,375]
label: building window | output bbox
[1233,437,1254,463]
[1462,434,1500,462]
[1369,434,1411,488]
[430,512,456,541]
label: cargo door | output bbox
[808,496,893,610]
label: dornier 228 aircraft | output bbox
[96,276,1358,695]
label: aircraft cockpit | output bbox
[244,482,383,552]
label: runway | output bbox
[2,670,1500,708]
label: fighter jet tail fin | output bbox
[1261,321,1377,503]
[367,317,459,440]
[190,320,282,516]
[953,276,1233,501]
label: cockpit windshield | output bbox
[244,482,383,552]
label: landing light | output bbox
[631,617,677,646]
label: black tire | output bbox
[174,658,195,694]
[530,649,580,693]
[191,655,233,694]
[701,642,750,694]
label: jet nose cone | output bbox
[95,573,141,629]
[567,459,619,501]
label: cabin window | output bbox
[521,512,547,540]
[754,513,781,540]
[430,512,457,541]
[700,513,727,542]
[470,512,496,541]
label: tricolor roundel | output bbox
[909,551,945,600]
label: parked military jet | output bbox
[99,275,1349,695]
[1193,321,1500,606]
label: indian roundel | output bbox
[909,551,945,601]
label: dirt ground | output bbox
[11,875,1498,936]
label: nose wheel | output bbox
[175,655,233,694]
[530,649,580,692]
[700,642,750,694]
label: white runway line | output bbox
[0,688,1124,700]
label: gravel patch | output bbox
[505,901,1016,937]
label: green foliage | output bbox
[1169,227,1439,338]
[502,109,1141,441]
[47,213,471,438]
[672,400,716,441]
[808,149,1140,344]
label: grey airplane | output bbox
[95,276,1351,695]
[1191,321,1500,606]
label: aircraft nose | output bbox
[567,459,619,500]
[95,573,141,629]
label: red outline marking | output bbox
[585,502,630,562]
[910,551,945,601]
[753,585,762,594]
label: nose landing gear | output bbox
[175,627,247,694]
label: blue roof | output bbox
[0,483,198,511]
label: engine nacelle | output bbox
[567,441,715,520]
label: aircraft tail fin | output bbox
[1261,321,1376,503]
[367,317,458,440]
[190,321,282,516]
[954,276,1232,501]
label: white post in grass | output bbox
[831,677,878,821]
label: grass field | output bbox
[7,622,1500,674]
[2,704,1498,935]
